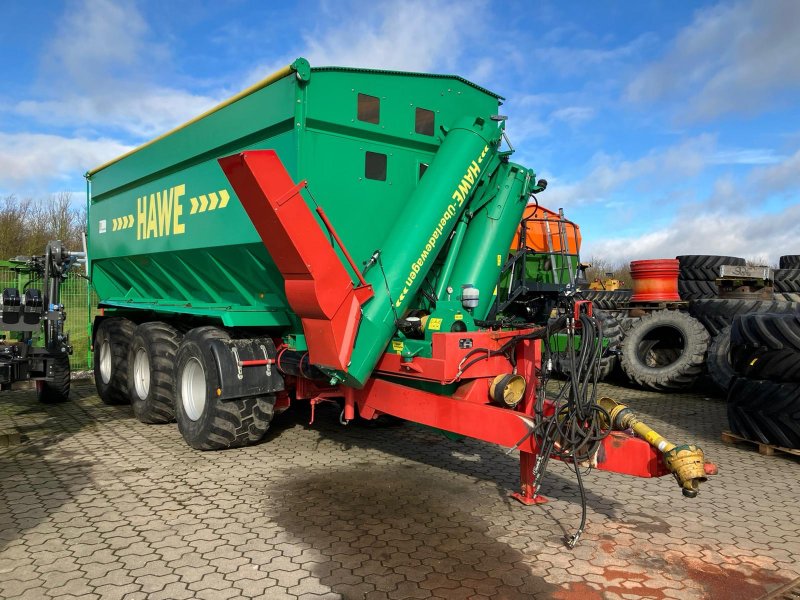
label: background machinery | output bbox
[0,241,79,403]
[85,59,710,544]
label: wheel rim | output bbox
[181,357,206,421]
[133,348,150,400]
[99,340,112,384]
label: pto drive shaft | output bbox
[598,397,709,498]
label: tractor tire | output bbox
[727,377,800,448]
[620,310,709,391]
[730,312,800,382]
[94,317,136,405]
[596,309,623,380]
[175,326,275,450]
[678,279,718,300]
[706,326,735,392]
[773,269,800,293]
[774,292,800,303]
[36,355,71,403]
[779,255,800,269]
[677,255,745,281]
[687,298,797,337]
[128,322,182,424]
[575,289,632,310]
[552,309,622,381]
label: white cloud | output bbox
[0,132,130,192]
[550,106,595,126]
[302,0,484,73]
[535,33,657,78]
[15,89,219,139]
[583,204,800,264]
[627,0,800,120]
[15,0,221,138]
[581,147,800,263]
[750,148,800,194]
[543,135,716,207]
[709,148,784,166]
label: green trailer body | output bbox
[88,59,503,330]
[87,58,542,387]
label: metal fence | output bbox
[0,266,96,370]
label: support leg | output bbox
[511,450,548,505]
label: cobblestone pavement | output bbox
[1,378,798,600]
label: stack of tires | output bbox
[683,254,800,392]
[727,311,800,449]
[677,255,745,300]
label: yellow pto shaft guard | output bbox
[598,397,708,497]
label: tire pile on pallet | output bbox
[574,255,800,395]
[678,254,746,300]
[684,254,800,392]
[727,312,800,450]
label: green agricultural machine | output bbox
[86,59,709,541]
[0,242,79,402]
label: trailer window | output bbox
[415,108,435,135]
[358,93,380,124]
[418,163,429,179]
[365,151,387,181]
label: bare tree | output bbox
[0,193,85,260]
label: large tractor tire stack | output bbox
[682,254,800,392]
[727,312,800,449]
[677,255,746,300]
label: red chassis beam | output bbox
[341,331,669,505]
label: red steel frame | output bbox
[276,329,669,504]
[344,330,668,504]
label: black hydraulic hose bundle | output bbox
[423,299,611,547]
[533,304,611,548]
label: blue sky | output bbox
[1,0,799,263]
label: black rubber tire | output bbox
[779,255,800,269]
[730,312,800,381]
[727,377,800,448]
[595,309,623,380]
[677,255,745,281]
[687,299,798,337]
[175,326,275,450]
[36,355,71,403]
[774,292,800,303]
[773,269,800,293]
[706,326,735,392]
[552,309,622,381]
[678,279,718,300]
[620,310,709,391]
[575,289,632,310]
[127,322,182,424]
[94,317,136,405]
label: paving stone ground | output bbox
[1,378,798,600]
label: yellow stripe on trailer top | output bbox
[86,64,295,177]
